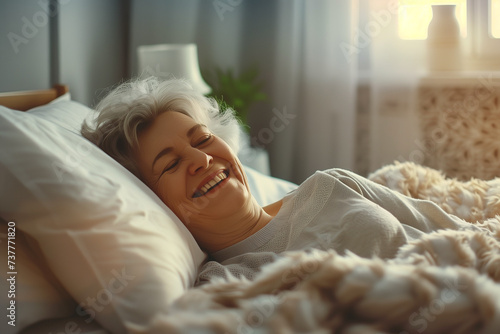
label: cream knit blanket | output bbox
[130,162,500,334]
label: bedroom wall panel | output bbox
[128,0,244,78]
[0,1,51,92]
[0,0,129,107]
[58,0,128,107]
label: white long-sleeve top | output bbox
[197,169,482,283]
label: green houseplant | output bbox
[204,66,267,132]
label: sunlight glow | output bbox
[492,0,500,38]
[398,0,467,40]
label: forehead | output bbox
[134,111,199,165]
[140,111,196,141]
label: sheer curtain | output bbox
[367,0,427,171]
[129,0,358,183]
[270,0,358,182]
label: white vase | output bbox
[427,5,462,71]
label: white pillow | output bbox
[245,166,297,206]
[49,91,72,103]
[0,223,77,333]
[0,98,297,333]
[28,95,88,135]
[0,103,205,333]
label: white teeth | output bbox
[198,172,227,195]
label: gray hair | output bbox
[81,77,240,177]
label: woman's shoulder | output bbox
[315,168,369,183]
[301,168,349,183]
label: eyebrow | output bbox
[151,124,205,171]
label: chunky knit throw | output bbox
[128,162,500,334]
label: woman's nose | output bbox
[188,148,213,175]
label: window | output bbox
[399,0,500,40]
[398,0,467,40]
[398,0,500,65]
[492,0,500,38]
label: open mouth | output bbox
[192,170,229,198]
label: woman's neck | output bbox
[193,199,282,254]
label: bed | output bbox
[0,85,297,334]
[1,86,500,334]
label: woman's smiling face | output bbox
[133,111,252,236]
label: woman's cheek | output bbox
[154,179,172,206]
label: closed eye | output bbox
[159,132,212,177]
[195,134,213,147]
[162,158,181,174]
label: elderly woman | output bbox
[82,77,480,278]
